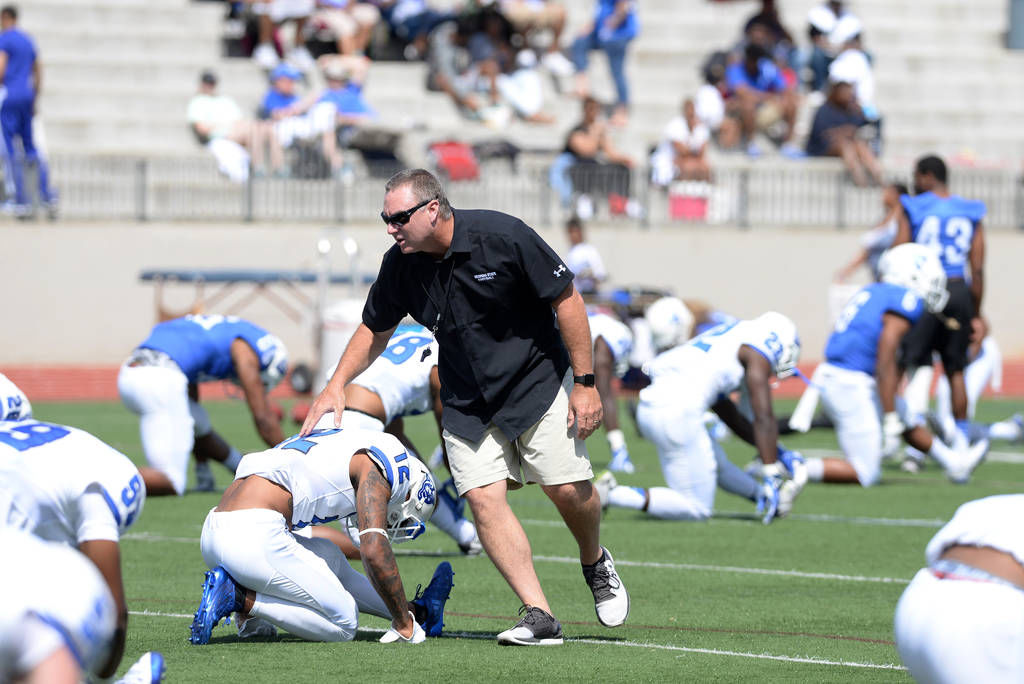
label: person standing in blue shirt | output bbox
[803,244,988,487]
[0,5,55,217]
[893,155,986,457]
[570,0,638,124]
[725,43,800,158]
[117,315,289,497]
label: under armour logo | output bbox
[553,265,567,277]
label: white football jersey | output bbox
[236,428,415,531]
[0,528,117,679]
[0,421,144,544]
[925,495,1024,568]
[0,373,31,421]
[589,311,633,378]
[639,319,781,410]
[348,328,439,425]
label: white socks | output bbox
[805,457,825,482]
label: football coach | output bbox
[301,168,629,645]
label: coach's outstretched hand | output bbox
[300,385,347,436]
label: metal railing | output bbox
[42,154,1024,229]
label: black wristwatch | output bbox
[573,373,596,387]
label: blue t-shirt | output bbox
[261,89,298,116]
[594,0,638,42]
[901,191,986,279]
[139,315,278,384]
[0,28,37,101]
[726,58,786,94]
[825,282,924,375]
[319,83,376,117]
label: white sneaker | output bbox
[237,615,277,639]
[946,439,989,484]
[593,470,617,508]
[252,42,280,69]
[287,46,316,73]
[194,460,215,492]
[115,652,165,684]
[542,50,575,77]
[574,194,594,220]
[582,547,629,627]
[497,605,563,646]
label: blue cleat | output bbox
[608,445,635,474]
[410,561,454,637]
[189,566,241,645]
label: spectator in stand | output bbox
[311,0,381,55]
[379,0,457,60]
[742,0,797,71]
[250,0,318,72]
[805,80,883,187]
[496,48,555,124]
[498,0,576,77]
[187,69,284,181]
[565,216,607,296]
[725,43,800,158]
[571,0,638,125]
[835,182,911,283]
[650,98,711,187]
[549,96,635,218]
[696,52,740,149]
[261,63,343,176]
[828,17,880,152]
[805,0,857,92]
[426,17,502,123]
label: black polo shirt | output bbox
[363,208,573,442]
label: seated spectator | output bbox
[805,0,857,92]
[498,0,575,76]
[696,52,740,149]
[318,54,378,125]
[252,0,317,72]
[571,0,638,124]
[187,69,283,181]
[650,98,711,186]
[261,63,343,176]
[725,43,800,157]
[426,18,494,120]
[565,216,607,295]
[805,80,883,187]
[379,0,457,59]
[741,0,799,76]
[496,48,555,124]
[827,17,880,151]
[311,0,381,55]
[548,96,636,218]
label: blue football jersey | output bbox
[901,192,986,279]
[138,315,278,384]
[825,282,924,375]
[0,28,37,101]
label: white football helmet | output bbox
[879,243,949,313]
[645,297,695,352]
[385,458,437,544]
[752,312,801,379]
[0,373,32,422]
[257,335,289,391]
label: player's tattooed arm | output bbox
[354,457,413,634]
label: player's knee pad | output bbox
[190,401,213,438]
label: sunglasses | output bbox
[381,197,435,226]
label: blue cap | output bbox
[270,64,302,82]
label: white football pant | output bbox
[895,569,1024,683]
[200,508,390,642]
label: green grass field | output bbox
[36,397,1024,682]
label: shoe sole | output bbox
[497,635,564,646]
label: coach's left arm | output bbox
[231,338,284,447]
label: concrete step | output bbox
[39,33,221,63]
[23,3,223,35]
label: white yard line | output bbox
[129,611,904,671]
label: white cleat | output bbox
[946,439,989,484]
[593,470,617,509]
[237,615,277,639]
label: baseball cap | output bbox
[200,70,217,85]
[270,63,302,82]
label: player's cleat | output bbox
[582,546,629,627]
[497,605,564,646]
[593,470,617,509]
[410,561,454,637]
[189,566,242,645]
[756,476,781,524]
[458,535,483,556]
[775,449,806,518]
[194,460,215,492]
[608,445,635,474]
[237,615,277,639]
[900,456,922,474]
[116,651,165,684]
[946,439,989,485]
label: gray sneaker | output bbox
[582,546,629,627]
[496,605,563,646]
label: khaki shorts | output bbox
[501,0,564,30]
[444,370,593,495]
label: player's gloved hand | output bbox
[776,446,808,488]
[755,476,781,525]
[882,411,905,459]
[380,613,426,644]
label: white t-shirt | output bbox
[695,84,724,132]
[567,242,607,294]
[0,529,117,679]
[236,428,414,531]
[657,115,710,156]
[186,94,243,139]
[350,329,439,425]
[925,495,1024,568]
[0,421,143,545]
[829,48,876,117]
[639,318,780,410]
[589,311,633,378]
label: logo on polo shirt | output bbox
[553,264,567,278]
[473,271,497,282]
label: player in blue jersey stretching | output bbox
[0,5,55,217]
[804,244,988,487]
[892,155,985,461]
[118,314,288,496]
